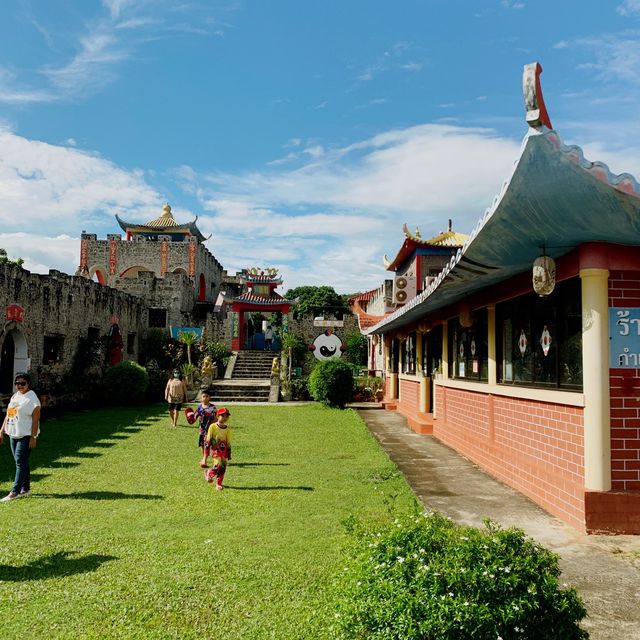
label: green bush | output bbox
[344,331,368,367]
[353,375,383,401]
[103,361,149,405]
[308,359,354,408]
[332,511,588,640]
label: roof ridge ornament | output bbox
[523,62,553,130]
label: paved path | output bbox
[357,407,640,640]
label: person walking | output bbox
[0,373,41,501]
[165,369,188,427]
[204,408,232,490]
[195,389,217,468]
[264,325,273,351]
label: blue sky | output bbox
[1,0,640,292]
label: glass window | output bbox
[497,277,582,390]
[402,332,417,374]
[448,308,488,382]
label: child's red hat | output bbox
[216,407,230,416]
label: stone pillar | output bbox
[580,268,611,491]
[487,304,497,385]
[385,336,398,400]
[441,322,449,380]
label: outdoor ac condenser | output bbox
[393,274,417,304]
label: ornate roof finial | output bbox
[162,202,173,217]
[523,62,553,129]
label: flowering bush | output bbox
[331,511,588,639]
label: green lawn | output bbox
[0,403,415,639]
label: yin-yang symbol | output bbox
[311,331,344,361]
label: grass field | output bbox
[0,403,416,639]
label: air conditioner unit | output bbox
[393,274,416,304]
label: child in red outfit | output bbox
[195,389,217,468]
[204,407,231,490]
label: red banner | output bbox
[109,239,117,275]
[80,239,88,269]
[160,239,168,276]
[188,240,196,277]
[6,305,24,322]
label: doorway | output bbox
[0,329,29,394]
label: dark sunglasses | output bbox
[14,381,27,387]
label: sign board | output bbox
[170,327,203,340]
[609,307,640,368]
[313,319,344,328]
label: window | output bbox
[448,308,488,382]
[497,278,582,390]
[148,308,167,328]
[43,335,64,364]
[401,332,417,374]
[127,332,136,355]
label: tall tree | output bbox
[285,286,346,319]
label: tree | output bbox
[284,286,347,320]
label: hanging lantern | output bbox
[532,255,556,296]
[459,303,473,328]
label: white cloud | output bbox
[0,233,80,275]
[175,124,524,291]
[0,128,160,234]
[617,0,640,15]
[555,31,640,85]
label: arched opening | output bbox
[198,273,206,302]
[89,266,107,285]
[120,265,153,278]
[0,329,28,394]
[172,267,188,275]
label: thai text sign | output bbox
[610,307,640,368]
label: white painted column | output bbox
[416,331,428,413]
[385,336,398,400]
[487,304,497,385]
[580,268,611,491]
[441,322,449,380]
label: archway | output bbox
[89,266,107,285]
[0,328,28,394]
[198,273,206,302]
[120,265,153,278]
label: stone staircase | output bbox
[232,350,278,379]
[209,350,279,403]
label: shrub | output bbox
[344,331,368,367]
[103,361,149,405]
[308,359,354,408]
[332,511,588,640]
[353,375,383,401]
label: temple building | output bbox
[350,222,467,375]
[360,62,640,534]
[79,203,224,328]
[224,268,294,350]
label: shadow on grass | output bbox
[40,491,164,501]
[0,551,117,582]
[232,462,290,468]
[0,405,166,486]
[225,485,314,491]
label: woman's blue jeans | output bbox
[9,436,31,494]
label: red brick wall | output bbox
[398,378,419,413]
[609,270,640,492]
[434,386,585,530]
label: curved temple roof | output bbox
[115,203,208,242]
[367,125,640,334]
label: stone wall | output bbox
[0,263,145,395]
[81,233,225,304]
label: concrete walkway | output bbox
[356,406,640,640]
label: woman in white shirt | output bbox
[0,372,41,501]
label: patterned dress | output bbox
[195,403,217,449]
[205,423,232,486]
